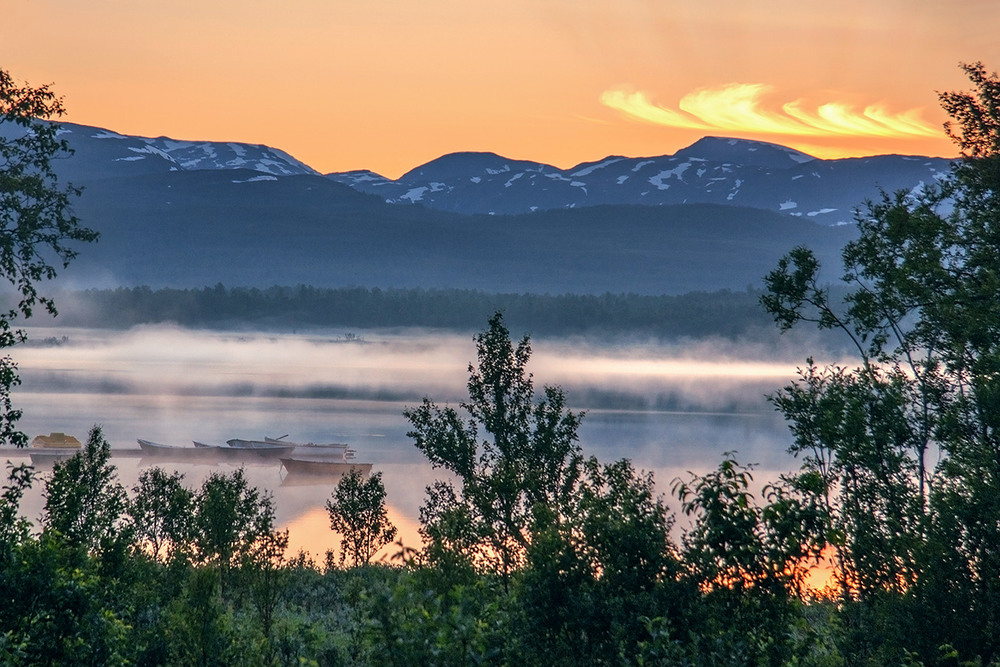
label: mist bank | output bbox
[15,325,808,417]
[22,284,850,353]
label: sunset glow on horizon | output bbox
[3,0,997,178]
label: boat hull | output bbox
[138,439,225,461]
[138,438,190,453]
[280,458,372,478]
[265,436,350,449]
[28,448,79,467]
[226,439,296,457]
[264,436,357,460]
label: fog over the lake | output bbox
[8,325,827,558]
[17,325,806,408]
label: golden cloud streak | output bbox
[602,83,939,139]
[600,89,711,130]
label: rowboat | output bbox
[138,438,186,454]
[265,435,350,449]
[28,448,79,467]
[139,439,224,461]
[279,457,372,478]
[193,441,247,459]
[264,435,357,460]
[225,439,296,457]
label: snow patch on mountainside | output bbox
[571,157,625,177]
[505,173,524,188]
[93,130,128,140]
[232,175,279,184]
[401,187,428,202]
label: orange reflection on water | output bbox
[283,503,424,566]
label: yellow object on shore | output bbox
[30,432,82,449]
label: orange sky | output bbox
[3,0,998,178]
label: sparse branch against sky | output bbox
[2,0,997,178]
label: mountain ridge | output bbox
[325,136,951,223]
[12,120,951,226]
[0,119,916,294]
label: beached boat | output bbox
[264,435,357,459]
[192,441,247,459]
[31,432,83,449]
[138,439,224,461]
[225,439,295,457]
[279,458,372,478]
[137,438,185,454]
[265,435,350,449]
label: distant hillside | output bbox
[0,121,873,294]
[327,136,951,224]
[63,167,856,294]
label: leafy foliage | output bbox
[191,468,282,595]
[405,311,585,583]
[325,468,397,567]
[761,61,1000,663]
[129,466,194,562]
[0,69,98,448]
[516,457,680,665]
[0,462,34,547]
[41,425,131,556]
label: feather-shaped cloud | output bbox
[601,83,938,139]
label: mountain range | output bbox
[4,121,952,295]
[328,137,950,224]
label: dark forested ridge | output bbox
[46,284,785,340]
[63,177,856,294]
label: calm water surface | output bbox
[8,326,805,559]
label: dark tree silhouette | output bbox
[0,69,98,447]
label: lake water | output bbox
[6,325,808,560]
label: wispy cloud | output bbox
[599,89,712,130]
[601,83,939,139]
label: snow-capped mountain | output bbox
[327,136,952,225]
[18,120,952,228]
[0,121,319,183]
[0,120,936,293]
